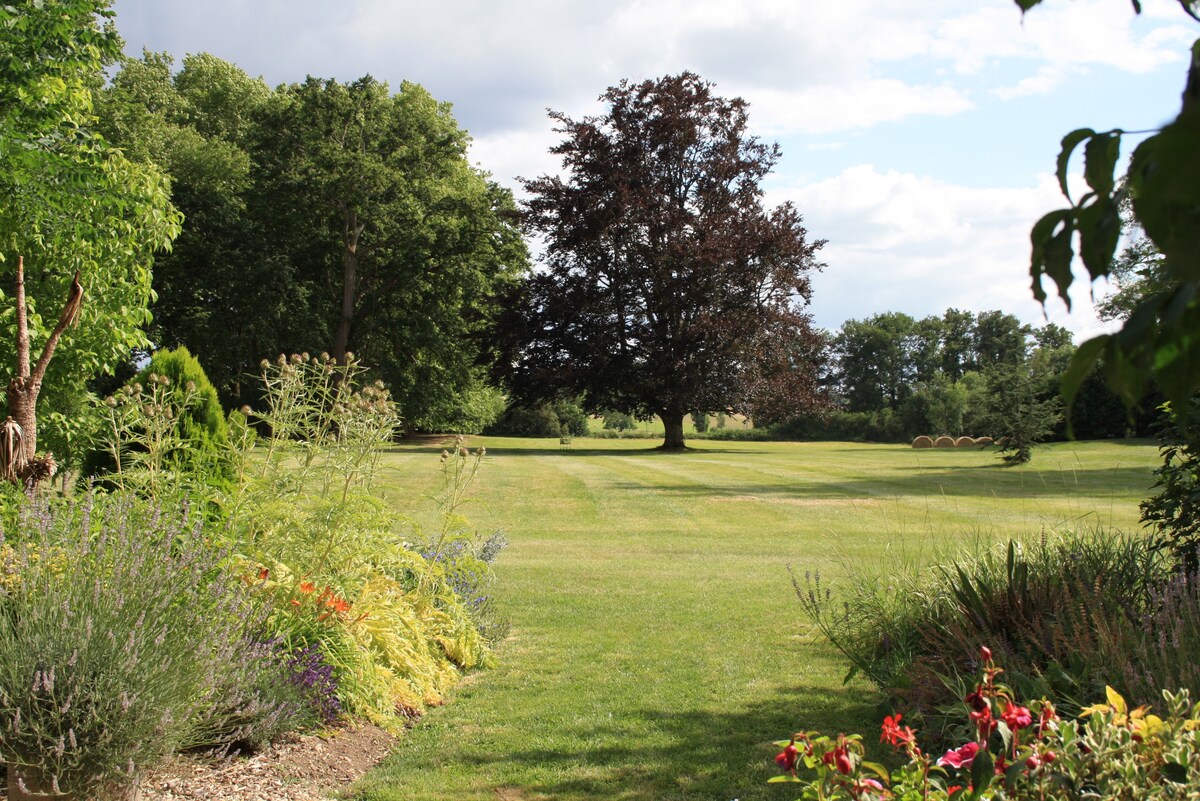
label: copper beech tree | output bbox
[497,72,827,449]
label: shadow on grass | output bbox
[359,680,879,801]
[596,464,1155,501]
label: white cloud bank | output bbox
[781,165,1116,339]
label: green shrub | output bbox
[230,356,498,727]
[602,409,637,431]
[799,530,1173,744]
[0,496,293,796]
[83,346,233,500]
[486,398,589,437]
[1141,399,1200,573]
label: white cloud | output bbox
[992,65,1073,100]
[780,165,1110,337]
[741,80,974,136]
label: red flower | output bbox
[1002,701,1033,730]
[881,714,916,747]
[774,743,799,772]
[980,645,993,662]
[833,743,853,775]
[970,704,997,736]
[937,741,980,769]
[964,689,988,712]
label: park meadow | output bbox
[354,436,1161,801]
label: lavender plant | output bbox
[0,496,294,796]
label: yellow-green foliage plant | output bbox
[229,355,497,729]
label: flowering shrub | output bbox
[771,646,1200,799]
[0,496,296,797]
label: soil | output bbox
[141,724,396,801]
[1,724,397,801]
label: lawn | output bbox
[353,438,1160,801]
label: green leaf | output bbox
[861,761,891,781]
[842,664,859,684]
[1056,129,1095,200]
[767,775,802,783]
[969,747,994,798]
[1129,110,1200,283]
[1076,194,1121,281]
[1162,761,1188,784]
[1083,131,1120,199]
[1029,209,1074,304]
[1061,335,1109,428]
[1044,217,1077,307]
[1004,758,1026,790]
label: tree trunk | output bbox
[660,410,686,450]
[3,257,83,482]
[331,209,364,365]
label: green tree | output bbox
[250,75,527,429]
[982,362,1063,465]
[833,312,919,413]
[0,1,180,475]
[940,308,976,380]
[96,51,300,404]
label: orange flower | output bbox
[299,581,315,594]
[290,599,301,607]
[333,598,351,614]
[258,568,269,581]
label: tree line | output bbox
[786,308,1155,448]
[94,51,529,433]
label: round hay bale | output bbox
[955,436,976,448]
[934,436,955,448]
[994,436,1010,447]
[912,435,934,449]
[975,436,994,447]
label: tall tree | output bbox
[499,73,826,449]
[251,75,527,428]
[97,51,280,403]
[833,312,918,412]
[0,1,179,472]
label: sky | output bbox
[109,0,1199,339]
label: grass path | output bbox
[353,438,1159,801]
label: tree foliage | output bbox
[98,59,527,430]
[1018,0,1200,427]
[498,72,826,449]
[0,0,180,466]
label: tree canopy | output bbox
[98,58,527,430]
[0,0,180,464]
[498,72,826,449]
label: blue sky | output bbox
[109,0,1198,339]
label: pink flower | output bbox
[937,741,980,769]
[1002,702,1033,730]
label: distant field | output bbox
[355,438,1160,801]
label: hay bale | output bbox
[955,436,976,448]
[994,436,1010,447]
[934,436,955,448]
[975,436,994,447]
[912,435,934,449]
